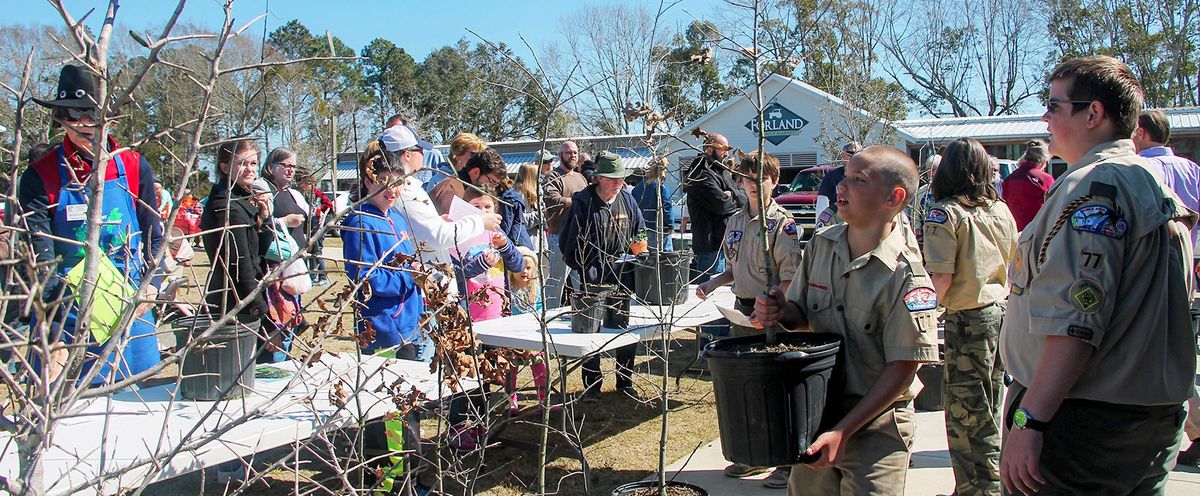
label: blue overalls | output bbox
[52,147,160,383]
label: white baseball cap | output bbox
[380,125,433,152]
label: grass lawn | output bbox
[144,238,722,495]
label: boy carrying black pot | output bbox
[753,145,940,495]
[695,151,803,488]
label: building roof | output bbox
[895,107,1200,144]
[895,114,1047,143]
[677,73,879,139]
[499,146,655,174]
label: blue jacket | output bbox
[631,179,674,231]
[341,203,424,353]
[558,185,645,286]
[499,187,534,249]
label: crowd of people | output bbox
[7,54,1200,496]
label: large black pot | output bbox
[173,315,259,401]
[611,480,708,496]
[571,286,613,334]
[702,332,842,467]
[633,250,692,305]
[603,291,631,329]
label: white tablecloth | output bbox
[0,353,471,495]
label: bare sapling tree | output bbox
[0,2,470,495]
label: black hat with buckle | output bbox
[34,65,99,109]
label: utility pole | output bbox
[330,113,338,197]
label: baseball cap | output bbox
[842,141,863,155]
[594,150,630,179]
[380,125,434,152]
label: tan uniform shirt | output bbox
[815,207,923,258]
[784,222,940,401]
[1001,139,1198,406]
[910,183,935,245]
[724,200,804,299]
[922,199,1017,311]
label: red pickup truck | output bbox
[773,166,833,240]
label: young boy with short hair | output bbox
[696,151,803,487]
[753,145,940,495]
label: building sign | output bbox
[745,102,809,146]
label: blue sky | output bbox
[6,0,720,60]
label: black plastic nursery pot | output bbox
[610,480,708,496]
[633,250,693,306]
[603,291,631,329]
[701,332,842,467]
[571,287,613,334]
[172,315,259,401]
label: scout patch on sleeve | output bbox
[783,220,799,238]
[903,287,938,311]
[815,210,832,229]
[1068,278,1104,314]
[925,208,948,224]
[727,230,743,244]
[1070,205,1127,239]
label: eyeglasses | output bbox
[63,107,98,122]
[276,162,297,170]
[405,147,424,155]
[1046,98,1093,113]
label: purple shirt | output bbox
[1140,146,1200,249]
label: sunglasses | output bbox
[1046,98,1093,113]
[62,107,99,122]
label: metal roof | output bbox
[895,107,1200,143]
[501,147,656,174]
[895,114,1048,143]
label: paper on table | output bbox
[448,195,490,256]
[716,304,757,329]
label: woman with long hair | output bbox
[200,138,272,330]
[921,137,1017,496]
[514,162,543,251]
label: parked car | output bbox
[773,166,833,240]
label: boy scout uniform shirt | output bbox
[784,222,940,401]
[815,207,924,259]
[922,199,1017,311]
[724,200,803,299]
[1001,139,1198,406]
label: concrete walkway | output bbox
[662,410,1200,495]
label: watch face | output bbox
[1014,409,1028,428]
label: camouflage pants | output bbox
[943,302,1005,496]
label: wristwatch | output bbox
[1013,407,1050,432]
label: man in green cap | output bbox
[559,150,647,400]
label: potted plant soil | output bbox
[610,480,708,496]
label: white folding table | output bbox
[472,286,735,356]
[0,353,472,496]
